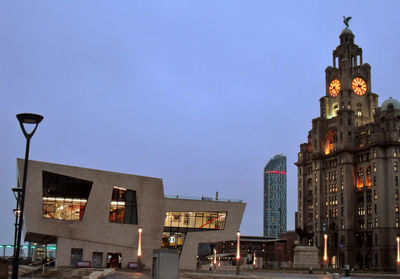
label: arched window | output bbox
[324,130,336,155]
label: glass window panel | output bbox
[188,214,195,228]
[109,203,118,223]
[64,200,72,220]
[116,202,125,223]
[164,212,171,227]
[202,212,212,229]
[71,202,80,221]
[79,200,87,220]
[42,171,92,221]
[109,187,138,225]
[54,200,64,220]
[44,200,55,219]
[218,213,226,229]
[42,199,47,218]
[195,213,204,228]
[183,213,189,227]
[124,205,132,224]
[171,212,180,227]
[209,214,218,229]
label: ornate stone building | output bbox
[296,26,400,271]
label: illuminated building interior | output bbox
[109,186,138,224]
[324,130,336,155]
[162,211,227,251]
[42,171,92,220]
[356,166,372,190]
[163,211,227,231]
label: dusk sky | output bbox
[1,1,400,245]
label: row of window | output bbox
[311,203,381,220]
[314,218,381,232]
[357,204,378,216]
[301,148,399,172]
[164,211,227,231]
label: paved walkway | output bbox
[180,270,400,279]
[105,270,151,279]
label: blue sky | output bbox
[1,1,400,245]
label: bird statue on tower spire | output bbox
[343,16,352,28]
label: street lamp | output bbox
[137,227,142,271]
[323,234,328,274]
[213,248,217,270]
[236,231,240,275]
[12,113,43,279]
[12,187,22,266]
[396,235,400,273]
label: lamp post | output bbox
[397,235,400,273]
[236,231,240,275]
[323,234,328,274]
[12,187,22,265]
[137,227,142,271]
[12,113,43,279]
[213,248,217,271]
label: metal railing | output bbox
[28,260,56,278]
[165,194,242,203]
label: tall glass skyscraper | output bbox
[263,154,287,238]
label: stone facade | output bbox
[296,27,400,271]
[18,160,245,270]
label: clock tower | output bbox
[297,21,400,271]
[322,27,378,125]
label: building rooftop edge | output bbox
[164,195,243,203]
[17,158,163,181]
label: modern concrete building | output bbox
[296,25,400,271]
[263,155,287,238]
[18,159,246,270]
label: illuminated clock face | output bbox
[328,79,341,97]
[352,77,367,96]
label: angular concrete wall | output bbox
[18,159,165,268]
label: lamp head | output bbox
[13,209,21,216]
[12,187,22,200]
[17,113,43,125]
[12,187,22,193]
[16,113,44,140]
